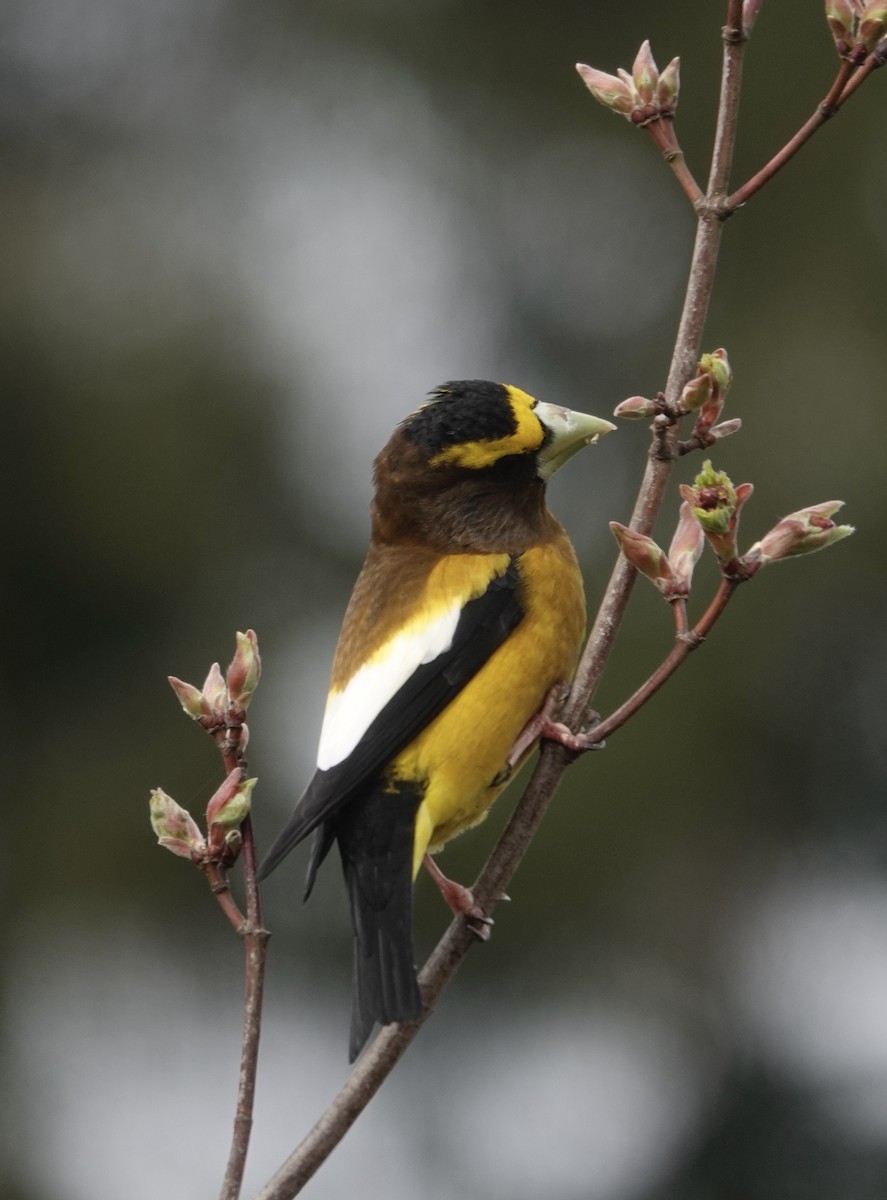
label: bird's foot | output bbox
[423,853,495,942]
[504,682,605,768]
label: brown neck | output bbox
[371,450,557,555]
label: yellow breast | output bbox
[386,533,586,877]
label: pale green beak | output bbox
[535,402,617,480]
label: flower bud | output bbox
[206,771,257,857]
[656,57,681,115]
[677,373,713,415]
[226,629,262,711]
[698,348,733,394]
[665,502,705,598]
[149,788,204,859]
[614,395,659,420]
[858,1,887,49]
[577,42,677,126]
[826,0,861,54]
[745,501,855,565]
[610,522,674,590]
[680,461,753,564]
[690,348,733,440]
[201,662,228,720]
[708,418,743,441]
[205,767,247,827]
[168,676,206,720]
[632,40,659,105]
[576,64,635,115]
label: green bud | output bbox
[149,789,204,859]
[697,348,733,395]
[206,768,253,829]
[680,462,753,564]
[680,462,737,534]
[576,64,635,116]
[206,770,257,858]
[168,676,206,720]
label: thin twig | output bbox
[211,726,270,1200]
[220,812,270,1200]
[645,119,705,206]
[727,60,857,210]
[591,578,737,744]
[838,39,887,102]
[708,2,747,202]
[205,862,248,933]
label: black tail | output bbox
[335,781,424,1061]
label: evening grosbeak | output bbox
[259,380,615,1059]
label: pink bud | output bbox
[656,57,681,114]
[226,629,262,711]
[614,395,659,420]
[708,418,743,441]
[632,41,660,106]
[149,789,204,859]
[665,502,705,597]
[745,501,855,565]
[201,662,227,720]
[858,1,887,49]
[206,772,257,857]
[610,522,673,588]
[677,373,713,415]
[576,64,635,116]
[168,676,206,720]
[205,767,245,827]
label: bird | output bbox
[259,380,615,1060]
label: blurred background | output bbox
[3,1,886,1197]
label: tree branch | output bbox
[726,59,856,210]
[219,812,270,1200]
[590,578,738,744]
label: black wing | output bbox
[257,556,524,882]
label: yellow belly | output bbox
[386,538,586,878]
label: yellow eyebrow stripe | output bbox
[429,386,543,470]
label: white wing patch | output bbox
[316,602,464,771]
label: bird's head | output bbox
[372,380,616,551]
